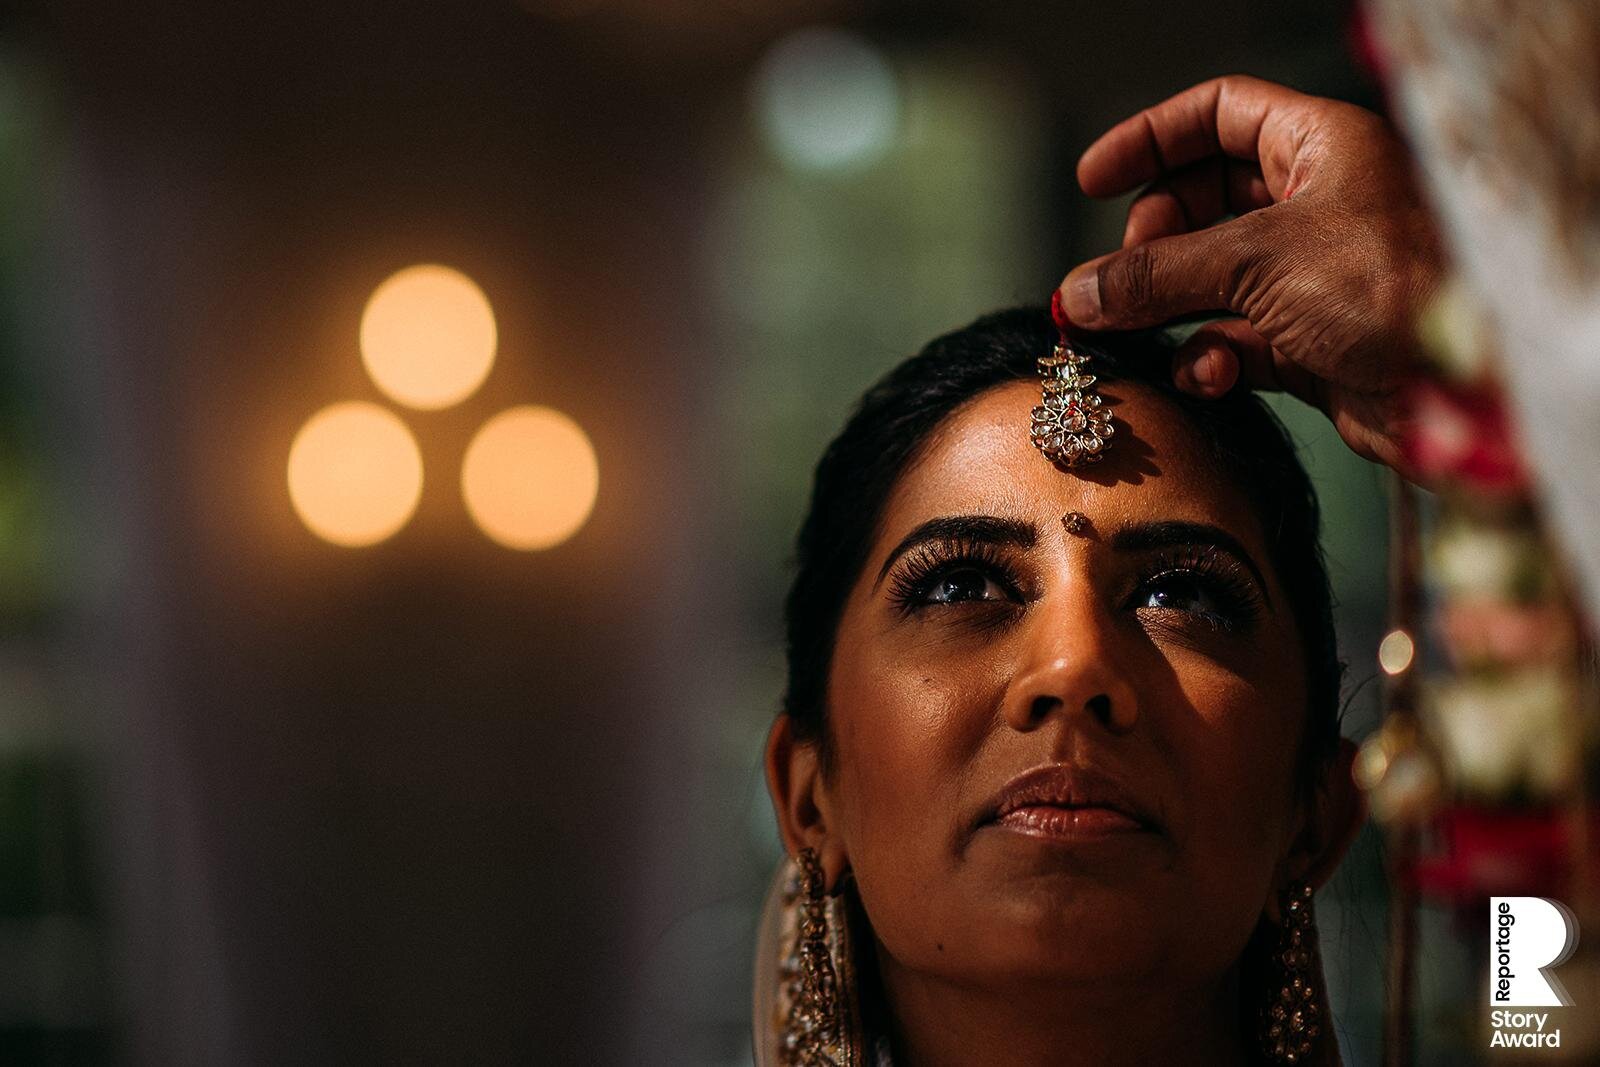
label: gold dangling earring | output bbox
[1261,881,1322,1064]
[779,847,858,1066]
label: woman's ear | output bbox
[764,713,849,890]
[1289,737,1368,892]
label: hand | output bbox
[1056,75,1444,468]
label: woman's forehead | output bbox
[879,379,1264,545]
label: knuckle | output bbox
[1221,215,1272,309]
[1107,245,1159,314]
[1226,255,1261,314]
[1211,72,1258,93]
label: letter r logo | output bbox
[1490,897,1579,1006]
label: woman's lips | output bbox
[994,803,1149,840]
[978,762,1163,843]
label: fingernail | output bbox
[1192,351,1217,389]
[1061,268,1101,326]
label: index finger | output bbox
[1077,75,1316,200]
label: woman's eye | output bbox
[1140,573,1225,618]
[920,568,1007,605]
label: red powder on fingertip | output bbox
[1050,288,1069,334]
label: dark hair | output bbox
[782,307,1343,790]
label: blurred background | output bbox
[0,1,1464,1063]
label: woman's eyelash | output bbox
[1132,545,1265,631]
[883,540,1264,630]
[885,540,1022,614]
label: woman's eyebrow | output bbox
[1108,520,1272,601]
[873,515,1037,588]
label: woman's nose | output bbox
[1000,595,1140,735]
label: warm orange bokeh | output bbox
[360,264,497,410]
[288,401,424,547]
[461,406,598,550]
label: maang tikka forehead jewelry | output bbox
[1031,292,1114,467]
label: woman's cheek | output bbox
[837,667,969,814]
[1166,664,1301,848]
[830,654,987,871]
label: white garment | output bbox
[1375,0,1600,617]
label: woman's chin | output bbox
[950,822,1183,962]
[921,889,1173,990]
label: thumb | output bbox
[1057,212,1271,330]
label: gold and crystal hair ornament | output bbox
[1032,292,1114,467]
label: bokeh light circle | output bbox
[360,264,497,410]
[462,406,598,550]
[753,27,900,172]
[1378,628,1416,676]
[288,402,424,547]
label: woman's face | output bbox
[801,379,1319,992]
